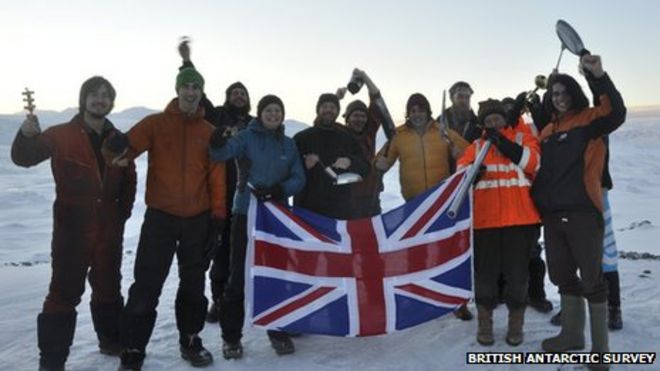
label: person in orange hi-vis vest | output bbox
[457,99,540,347]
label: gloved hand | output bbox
[506,92,528,127]
[473,164,487,184]
[252,184,284,202]
[209,127,229,149]
[483,127,503,145]
[484,128,523,164]
[102,132,130,166]
[108,132,130,152]
[204,217,225,263]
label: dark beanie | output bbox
[257,94,285,120]
[79,76,116,114]
[316,93,340,113]
[477,99,507,125]
[343,100,368,119]
[501,97,515,106]
[449,81,473,96]
[176,67,205,93]
[406,93,432,116]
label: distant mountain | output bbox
[628,105,660,120]
[0,108,313,144]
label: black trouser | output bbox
[498,227,548,301]
[604,271,621,307]
[121,208,210,352]
[543,210,608,303]
[527,235,549,300]
[474,225,535,310]
[219,214,285,343]
[209,216,231,304]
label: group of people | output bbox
[11,39,625,371]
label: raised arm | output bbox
[11,115,53,167]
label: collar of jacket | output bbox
[249,118,285,138]
[72,113,115,134]
[404,119,436,133]
[165,98,205,120]
[551,109,581,131]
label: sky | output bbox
[1,0,659,124]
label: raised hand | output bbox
[580,54,604,79]
[20,114,41,138]
[178,37,191,62]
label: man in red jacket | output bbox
[11,76,137,370]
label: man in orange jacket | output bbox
[107,67,226,370]
[457,99,541,347]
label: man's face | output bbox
[178,82,203,114]
[261,103,283,130]
[347,110,368,133]
[483,113,507,129]
[318,102,339,125]
[451,87,472,111]
[408,106,429,127]
[228,87,248,109]
[503,103,514,115]
[85,84,113,119]
[551,83,572,114]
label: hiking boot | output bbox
[205,302,219,324]
[268,332,295,356]
[222,341,243,360]
[608,305,622,330]
[550,310,561,326]
[505,308,525,346]
[528,297,553,313]
[454,303,473,321]
[99,337,122,356]
[39,365,64,371]
[180,335,213,367]
[118,349,145,371]
[542,295,585,352]
[476,305,494,346]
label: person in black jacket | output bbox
[178,40,254,324]
[532,54,625,370]
[439,81,481,143]
[293,93,370,220]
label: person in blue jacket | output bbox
[209,94,305,359]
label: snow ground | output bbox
[0,110,659,370]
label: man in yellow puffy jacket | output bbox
[374,93,471,320]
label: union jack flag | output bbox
[245,169,473,337]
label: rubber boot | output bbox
[587,301,610,371]
[542,295,585,351]
[505,307,525,346]
[476,305,494,346]
[37,312,77,371]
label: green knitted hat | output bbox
[176,67,205,92]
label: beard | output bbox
[452,106,471,122]
[410,116,428,128]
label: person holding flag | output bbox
[457,99,541,346]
